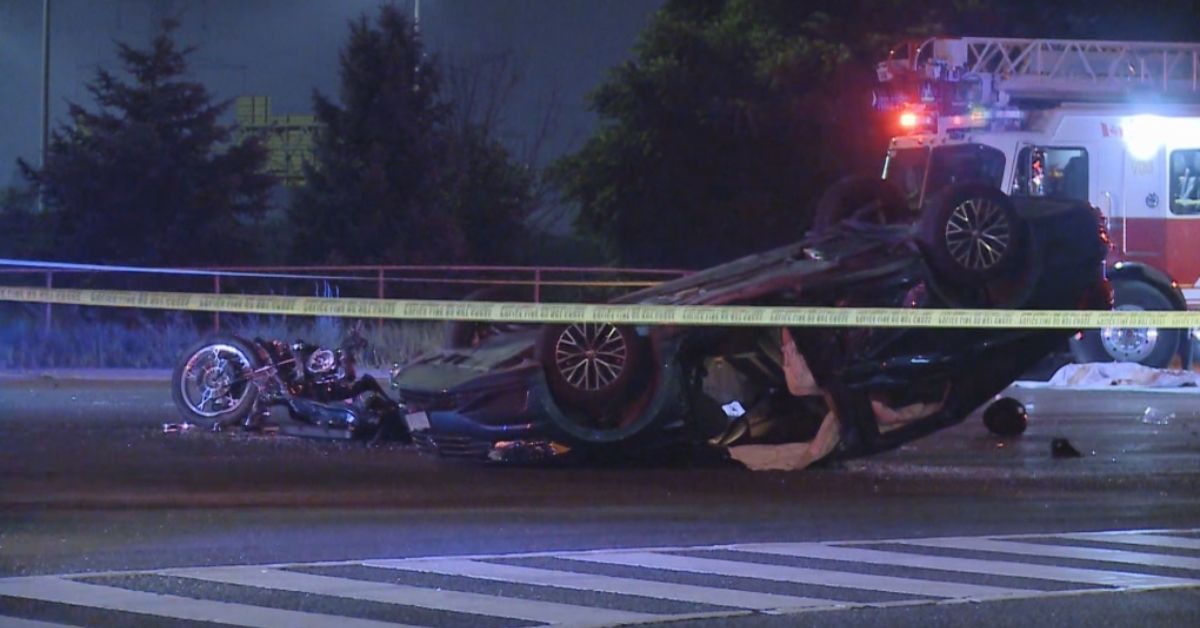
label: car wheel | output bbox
[536,322,655,442]
[812,175,910,231]
[443,285,534,349]
[171,337,262,427]
[1070,280,1182,368]
[919,183,1028,285]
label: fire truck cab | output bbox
[876,37,1200,368]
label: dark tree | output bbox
[549,0,887,268]
[550,0,1200,268]
[290,5,533,265]
[18,20,274,266]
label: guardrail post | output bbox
[43,271,52,337]
[377,267,385,326]
[213,274,221,333]
[534,269,542,303]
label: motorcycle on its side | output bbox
[170,336,406,441]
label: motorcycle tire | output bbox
[171,336,263,427]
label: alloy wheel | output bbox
[944,197,1012,271]
[553,323,628,392]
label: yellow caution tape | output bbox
[1,285,1198,328]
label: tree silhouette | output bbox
[551,0,1200,268]
[290,5,534,265]
[18,20,274,266]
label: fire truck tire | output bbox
[919,183,1029,285]
[1070,280,1182,368]
[812,176,910,230]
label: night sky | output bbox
[0,0,664,186]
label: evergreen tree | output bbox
[290,5,533,265]
[19,20,274,266]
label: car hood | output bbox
[392,329,539,392]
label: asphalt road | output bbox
[0,374,1198,627]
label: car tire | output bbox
[537,322,646,411]
[1070,280,1182,368]
[171,336,262,427]
[919,183,1029,285]
[812,175,910,231]
[443,285,534,349]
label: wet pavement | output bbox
[0,374,1197,626]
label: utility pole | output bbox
[412,0,422,92]
[38,0,51,212]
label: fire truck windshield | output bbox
[884,143,1006,209]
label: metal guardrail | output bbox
[0,260,690,335]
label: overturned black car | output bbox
[391,182,1112,469]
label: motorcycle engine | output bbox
[305,348,339,376]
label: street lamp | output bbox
[38,0,51,212]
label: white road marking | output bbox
[1056,532,1200,551]
[3,528,1198,627]
[901,537,1200,571]
[163,565,660,626]
[735,542,1198,588]
[0,617,81,628]
[0,576,410,628]
[558,551,1036,599]
[365,557,840,610]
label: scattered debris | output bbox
[1141,407,1177,425]
[161,421,195,433]
[487,440,572,463]
[1051,437,1083,458]
[983,397,1028,437]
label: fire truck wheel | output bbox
[1070,280,1182,368]
[919,183,1029,285]
[812,176,911,231]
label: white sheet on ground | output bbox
[1047,362,1200,388]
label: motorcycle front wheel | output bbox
[171,337,263,427]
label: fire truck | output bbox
[874,36,1200,368]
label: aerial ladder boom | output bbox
[878,37,1200,106]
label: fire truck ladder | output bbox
[894,37,1200,103]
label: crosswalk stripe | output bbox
[0,617,80,628]
[735,543,1199,588]
[0,576,408,628]
[558,551,1035,599]
[163,565,660,626]
[1055,532,1200,551]
[365,557,839,611]
[901,537,1200,571]
[4,529,1199,627]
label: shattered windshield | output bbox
[883,147,929,210]
[885,143,1007,209]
